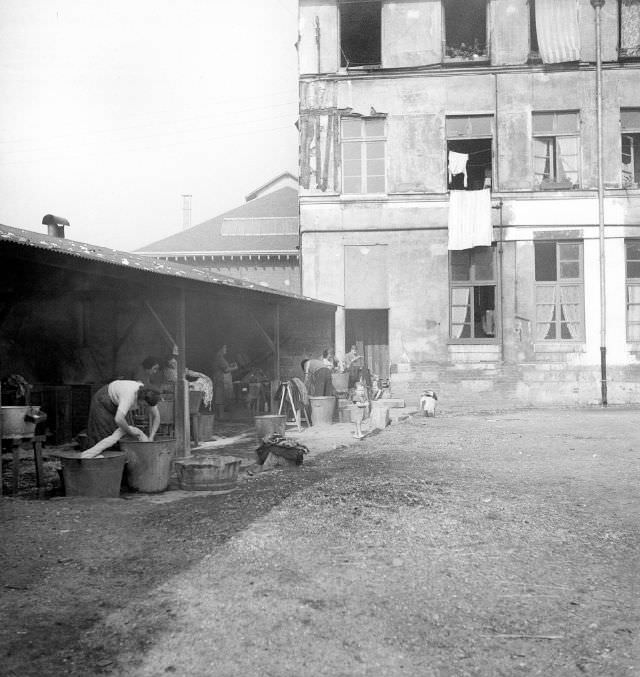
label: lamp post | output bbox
[591,0,607,406]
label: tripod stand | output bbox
[277,381,310,432]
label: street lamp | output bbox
[591,0,607,406]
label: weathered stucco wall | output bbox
[301,69,638,198]
[299,0,339,75]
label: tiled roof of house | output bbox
[137,186,299,256]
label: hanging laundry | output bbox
[448,151,469,188]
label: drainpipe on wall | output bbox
[492,200,505,362]
[591,0,607,406]
[315,16,321,73]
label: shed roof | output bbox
[0,223,333,307]
[137,186,299,256]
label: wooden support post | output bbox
[274,304,280,383]
[175,289,189,457]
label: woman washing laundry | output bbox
[80,380,161,459]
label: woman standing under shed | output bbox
[213,345,237,420]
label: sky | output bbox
[0,0,299,251]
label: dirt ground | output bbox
[1,407,639,676]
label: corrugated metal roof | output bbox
[137,186,299,255]
[0,223,334,307]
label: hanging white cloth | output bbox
[448,151,469,188]
[447,188,493,250]
[535,0,580,64]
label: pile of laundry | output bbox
[255,433,309,466]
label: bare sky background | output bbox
[0,0,299,251]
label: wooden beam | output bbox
[249,312,276,353]
[274,304,280,381]
[174,289,189,457]
[144,301,178,352]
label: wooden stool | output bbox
[3,434,46,498]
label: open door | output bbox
[345,309,389,379]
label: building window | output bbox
[446,115,493,191]
[533,111,580,190]
[444,0,488,62]
[339,0,381,68]
[620,0,640,59]
[622,109,640,188]
[534,241,584,341]
[341,117,386,194]
[529,0,541,61]
[449,246,496,340]
[626,241,640,340]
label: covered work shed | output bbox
[0,225,336,455]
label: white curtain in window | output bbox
[536,286,556,340]
[621,0,640,55]
[448,188,492,250]
[535,0,580,64]
[559,284,582,339]
[451,287,470,339]
[557,136,578,186]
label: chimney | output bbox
[182,194,192,230]
[42,214,69,238]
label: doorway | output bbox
[345,309,389,379]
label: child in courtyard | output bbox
[419,389,438,417]
[350,380,369,439]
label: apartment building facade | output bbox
[298,0,640,406]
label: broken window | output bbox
[341,117,386,194]
[620,0,640,59]
[339,0,381,68]
[533,111,580,190]
[449,246,497,340]
[622,109,640,188]
[626,240,640,340]
[444,0,488,62]
[534,241,584,341]
[446,115,493,191]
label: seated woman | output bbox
[81,380,160,459]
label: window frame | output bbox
[340,116,387,195]
[621,108,640,189]
[445,114,494,191]
[534,240,585,343]
[442,0,489,65]
[338,0,382,69]
[448,246,498,343]
[625,240,640,341]
[532,111,581,191]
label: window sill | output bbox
[443,56,489,66]
[448,339,499,345]
[533,342,585,353]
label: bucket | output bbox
[174,455,242,492]
[254,414,286,442]
[309,396,335,426]
[189,390,203,414]
[331,373,349,392]
[1,406,39,439]
[120,439,176,493]
[197,413,215,442]
[59,451,126,498]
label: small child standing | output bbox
[419,389,438,417]
[350,381,369,439]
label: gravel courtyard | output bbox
[1,407,638,676]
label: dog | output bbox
[419,389,438,417]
